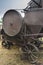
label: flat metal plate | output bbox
[3,10,22,36]
[24,8,43,25]
[24,8,43,33]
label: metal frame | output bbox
[32,0,42,8]
[24,0,42,11]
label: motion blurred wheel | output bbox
[21,42,40,64]
[2,41,10,49]
[2,41,6,46]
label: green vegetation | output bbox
[0,18,2,23]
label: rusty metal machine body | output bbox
[2,8,43,40]
[1,0,43,63]
[2,0,43,45]
[1,9,42,63]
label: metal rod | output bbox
[22,33,43,37]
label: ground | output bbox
[0,40,43,65]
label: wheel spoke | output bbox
[31,55,35,61]
[29,54,37,63]
[32,49,35,52]
[31,53,38,59]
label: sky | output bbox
[0,0,31,18]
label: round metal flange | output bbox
[3,10,23,36]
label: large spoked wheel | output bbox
[22,42,40,64]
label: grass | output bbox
[0,40,43,65]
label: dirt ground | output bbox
[0,40,43,65]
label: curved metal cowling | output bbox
[24,8,43,33]
[3,9,23,36]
